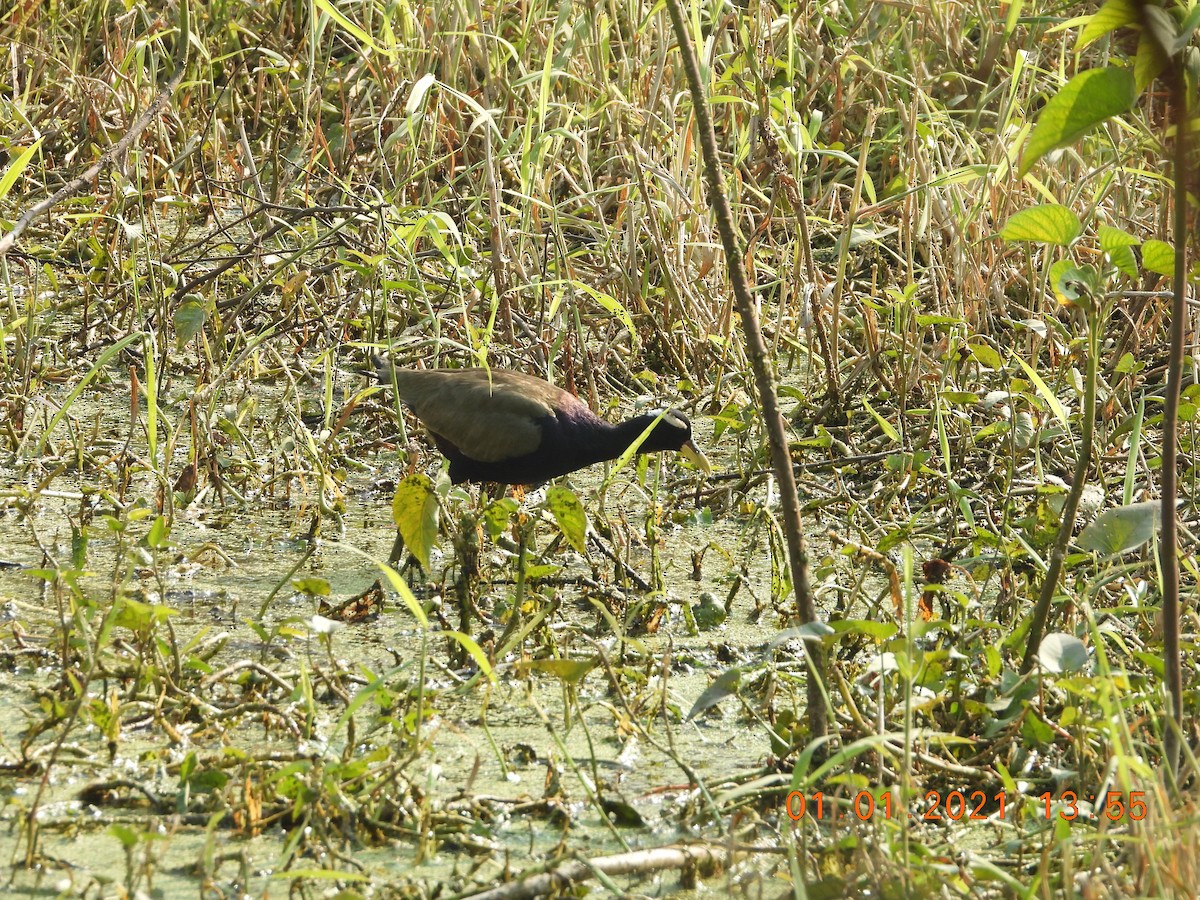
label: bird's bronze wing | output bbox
[385,368,565,462]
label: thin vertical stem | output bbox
[660,0,827,737]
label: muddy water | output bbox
[0,385,822,896]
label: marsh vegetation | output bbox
[0,0,1197,896]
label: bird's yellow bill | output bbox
[681,440,712,474]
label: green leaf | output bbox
[311,0,394,55]
[146,515,170,549]
[0,139,42,201]
[108,824,140,849]
[691,593,727,630]
[174,297,208,346]
[606,410,672,483]
[1134,30,1169,92]
[545,485,588,554]
[1113,352,1144,375]
[1180,3,1200,41]
[572,282,635,343]
[685,667,743,721]
[1078,500,1159,554]
[847,224,897,248]
[71,522,88,569]
[889,450,931,473]
[1141,239,1175,276]
[1098,225,1140,278]
[826,619,898,642]
[441,629,493,680]
[939,391,979,405]
[1097,225,1139,250]
[1077,0,1136,49]
[292,576,332,597]
[520,657,599,682]
[1011,353,1069,429]
[183,768,229,793]
[391,474,439,572]
[1000,204,1082,246]
[481,497,519,540]
[769,622,837,649]
[1143,4,1188,55]
[1021,713,1056,744]
[114,596,178,634]
[1018,67,1136,177]
[966,340,1003,371]
[1036,633,1089,673]
[711,400,750,441]
[1182,4,1200,45]
[1050,260,1103,306]
[861,398,900,442]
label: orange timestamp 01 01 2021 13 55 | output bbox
[783,790,1150,823]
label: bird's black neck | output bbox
[542,411,659,473]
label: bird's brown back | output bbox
[379,366,585,463]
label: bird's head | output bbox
[636,409,712,473]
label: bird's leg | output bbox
[450,508,483,666]
[387,530,405,567]
[492,510,536,661]
[386,527,426,584]
[645,484,665,595]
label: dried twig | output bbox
[0,4,190,259]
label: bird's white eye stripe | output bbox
[655,409,687,429]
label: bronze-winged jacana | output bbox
[376,361,711,485]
